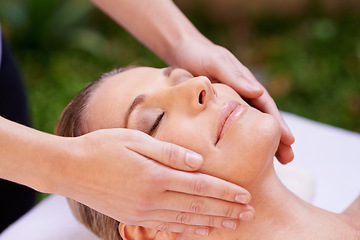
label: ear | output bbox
[118,223,177,240]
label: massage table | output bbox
[1,112,359,239]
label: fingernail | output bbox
[240,211,255,221]
[235,194,251,204]
[195,228,209,236]
[185,152,203,169]
[222,220,237,230]
[282,125,295,144]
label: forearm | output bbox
[90,0,211,64]
[0,116,76,195]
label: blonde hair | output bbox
[55,67,137,240]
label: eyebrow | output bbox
[124,67,176,128]
[124,94,146,128]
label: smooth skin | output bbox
[91,0,295,163]
[89,67,357,240]
[76,66,278,237]
[0,0,294,234]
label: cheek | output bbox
[213,84,249,106]
[204,111,281,187]
[155,118,215,157]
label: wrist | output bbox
[30,136,79,196]
[158,1,213,65]
[165,30,212,66]
[51,133,108,202]
[0,116,88,198]
[45,136,86,198]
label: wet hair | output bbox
[55,66,137,240]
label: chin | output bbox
[208,108,281,187]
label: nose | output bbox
[174,76,215,112]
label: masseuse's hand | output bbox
[68,128,254,235]
[173,40,295,164]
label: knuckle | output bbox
[162,143,179,167]
[206,49,224,64]
[175,212,191,224]
[207,216,216,227]
[156,223,170,232]
[137,198,156,211]
[123,129,139,140]
[189,200,205,214]
[209,56,225,69]
[123,130,145,146]
[146,168,166,189]
[193,179,207,195]
[126,208,147,223]
[137,175,166,210]
[220,186,231,201]
[234,70,245,79]
[182,226,197,234]
[225,206,237,218]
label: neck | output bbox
[178,161,355,240]
[238,164,319,239]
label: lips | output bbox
[216,101,246,145]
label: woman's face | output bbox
[86,67,281,187]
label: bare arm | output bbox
[90,0,207,64]
[0,116,72,193]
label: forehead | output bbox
[86,67,165,131]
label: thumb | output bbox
[126,130,204,171]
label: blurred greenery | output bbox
[0,0,359,197]
[0,0,359,203]
[252,10,360,132]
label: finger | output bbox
[145,210,240,229]
[246,90,295,146]
[126,130,204,171]
[153,191,255,221]
[140,220,211,236]
[209,54,264,98]
[163,170,251,204]
[276,142,294,164]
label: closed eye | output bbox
[149,111,165,135]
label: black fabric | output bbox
[0,35,37,233]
